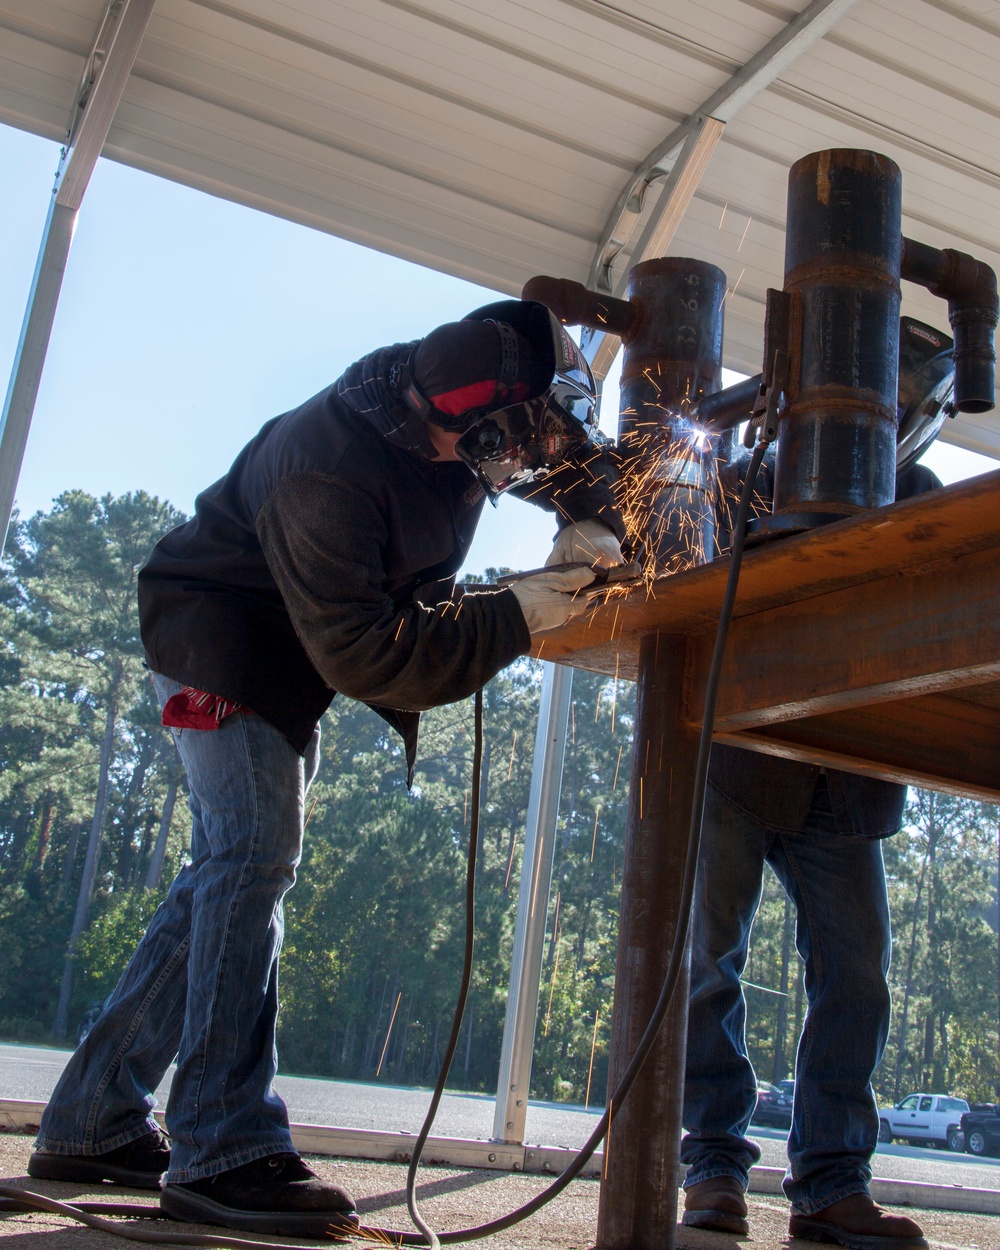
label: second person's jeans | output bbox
[36,672,320,1183]
[680,779,893,1215]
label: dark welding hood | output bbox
[896,316,955,473]
[455,300,601,497]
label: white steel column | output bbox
[490,0,865,1149]
[0,0,156,549]
[492,660,573,1143]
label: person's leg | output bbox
[34,673,316,1182]
[162,704,319,1182]
[33,677,211,1169]
[767,794,892,1213]
[681,784,767,1201]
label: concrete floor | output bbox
[2,1132,998,1250]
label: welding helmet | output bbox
[453,300,601,497]
[393,300,600,497]
[896,316,955,473]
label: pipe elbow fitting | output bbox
[901,239,998,414]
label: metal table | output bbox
[534,469,1000,1249]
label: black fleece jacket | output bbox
[138,338,622,764]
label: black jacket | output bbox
[709,460,941,838]
[138,339,622,766]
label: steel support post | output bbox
[596,632,700,1250]
[0,0,156,551]
[492,660,573,1143]
[596,257,726,1248]
[0,200,77,545]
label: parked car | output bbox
[877,1093,969,1150]
[751,1081,793,1129]
[960,1104,1000,1156]
[775,1079,795,1101]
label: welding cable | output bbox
[401,686,484,1250]
[0,440,768,1249]
[365,436,772,1246]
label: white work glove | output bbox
[546,518,624,569]
[509,565,596,634]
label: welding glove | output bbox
[509,565,597,635]
[546,518,624,569]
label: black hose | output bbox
[401,687,484,1250]
[1,440,769,1248]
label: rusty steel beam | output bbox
[717,691,1000,802]
[596,632,699,1250]
[526,468,1000,683]
[700,542,1000,730]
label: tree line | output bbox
[0,491,997,1107]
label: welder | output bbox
[27,300,625,1237]
[680,318,952,1250]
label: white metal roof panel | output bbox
[2,0,999,450]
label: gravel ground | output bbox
[2,1131,998,1250]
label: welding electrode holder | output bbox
[495,560,643,589]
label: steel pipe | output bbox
[765,149,902,533]
[900,238,997,415]
[618,258,726,575]
[596,632,699,1250]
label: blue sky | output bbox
[1,120,994,576]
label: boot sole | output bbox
[788,1215,929,1250]
[160,1184,359,1238]
[27,1152,165,1190]
[682,1207,750,1236]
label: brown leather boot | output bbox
[788,1192,927,1250]
[682,1175,749,1236]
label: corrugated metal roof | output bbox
[2,0,999,450]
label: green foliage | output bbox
[0,492,189,1037]
[0,493,996,1116]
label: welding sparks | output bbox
[738,215,752,252]
[614,398,771,583]
[504,831,518,890]
[585,1009,601,1110]
[375,991,402,1076]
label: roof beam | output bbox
[582,0,863,376]
[0,0,156,549]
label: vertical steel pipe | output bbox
[596,632,700,1250]
[618,258,726,575]
[596,258,727,1249]
[766,149,902,532]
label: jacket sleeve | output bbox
[256,471,531,711]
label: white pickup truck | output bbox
[877,1093,970,1151]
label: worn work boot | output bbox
[789,1192,928,1250]
[160,1151,358,1237]
[682,1175,750,1235]
[27,1128,171,1189]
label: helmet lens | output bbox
[456,394,597,496]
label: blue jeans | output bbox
[36,672,320,1183]
[681,779,892,1215]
